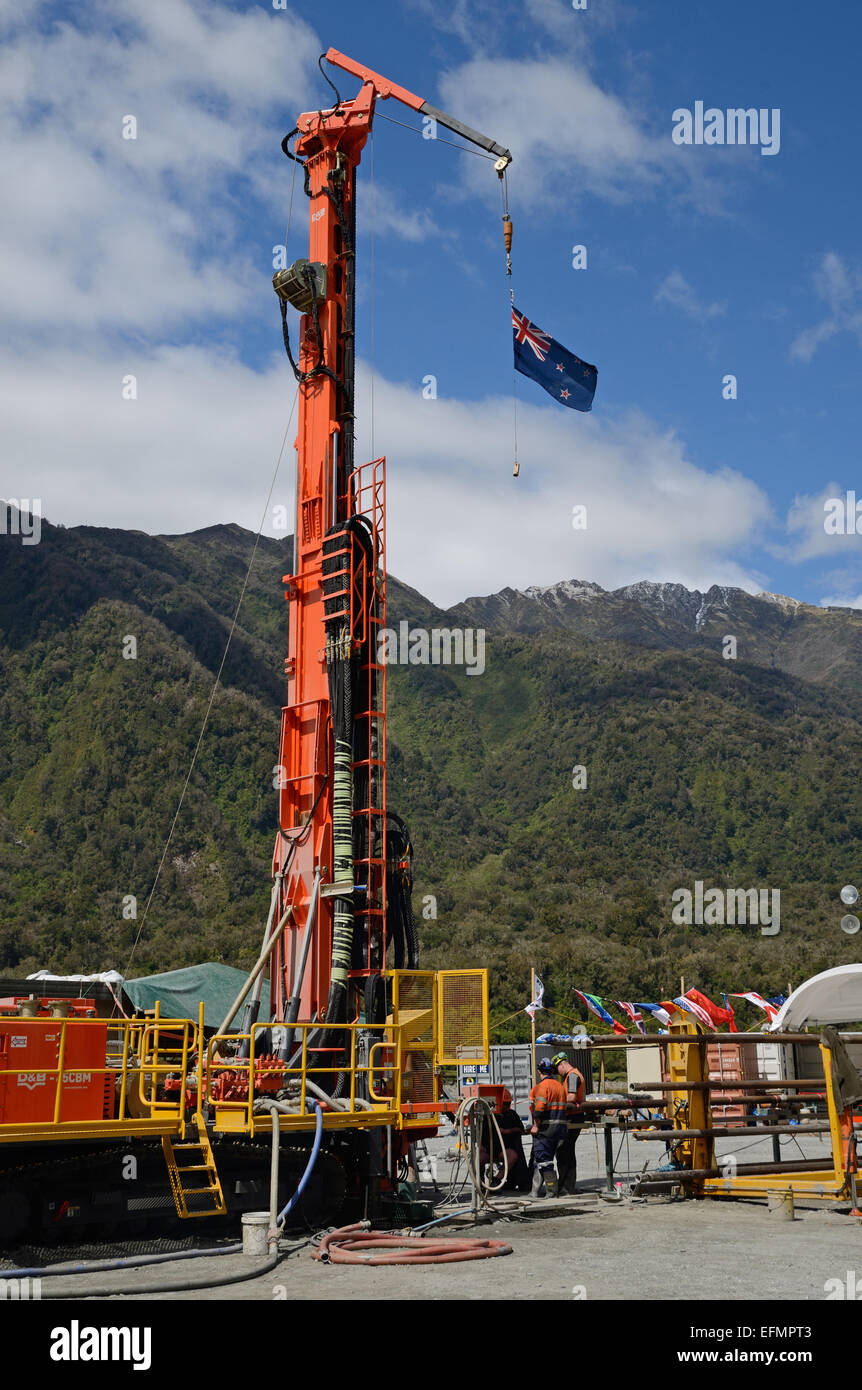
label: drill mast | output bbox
[270,52,511,1035]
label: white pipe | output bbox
[285,867,322,1023]
[248,872,283,1012]
[304,1077,374,1112]
[215,906,293,1038]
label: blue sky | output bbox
[3,0,862,608]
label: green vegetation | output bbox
[1,521,861,1042]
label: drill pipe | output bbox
[630,1080,827,1092]
[635,1158,830,1183]
[633,1122,833,1140]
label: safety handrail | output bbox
[0,1015,197,1128]
[205,1019,401,1128]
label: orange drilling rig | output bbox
[0,50,507,1240]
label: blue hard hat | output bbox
[537,1058,556,1074]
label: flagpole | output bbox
[530,967,537,1086]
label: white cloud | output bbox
[404,0,628,57]
[790,252,862,362]
[2,343,774,609]
[0,344,293,538]
[655,271,726,321]
[0,0,323,336]
[357,184,442,244]
[0,3,449,340]
[357,374,772,604]
[782,483,862,562]
[820,593,862,610]
[436,57,668,206]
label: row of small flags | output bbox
[525,977,785,1033]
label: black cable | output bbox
[317,53,343,111]
[386,811,419,970]
[281,128,311,197]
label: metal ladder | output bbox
[162,1115,226,1219]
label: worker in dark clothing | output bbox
[476,1089,530,1191]
[554,1051,586,1194]
[498,1090,531,1191]
[529,1058,567,1197]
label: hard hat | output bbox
[502,1088,512,1105]
[551,1051,568,1066]
[537,1058,556,1074]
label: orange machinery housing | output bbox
[0,1018,112,1125]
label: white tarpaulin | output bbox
[768,964,862,1031]
[27,970,124,984]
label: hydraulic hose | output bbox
[456,1095,510,1198]
[409,1209,473,1233]
[305,1077,374,1111]
[313,1222,512,1265]
[277,1098,323,1226]
[1,1236,311,1299]
[24,1248,295,1300]
[1,1243,243,1281]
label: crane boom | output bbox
[324,47,513,166]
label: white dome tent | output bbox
[767,964,862,1032]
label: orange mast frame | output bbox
[270,52,511,1029]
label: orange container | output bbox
[0,1019,113,1123]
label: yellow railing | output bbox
[0,1014,198,1139]
[0,968,489,1142]
[205,1020,401,1132]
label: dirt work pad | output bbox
[8,1195,859,1302]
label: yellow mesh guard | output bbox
[401,1049,435,1103]
[437,971,489,1065]
[397,973,434,1016]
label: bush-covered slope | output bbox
[1,520,861,1028]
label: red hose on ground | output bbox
[312,1223,512,1265]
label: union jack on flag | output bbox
[512,306,597,412]
[617,1001,646,1035]
[512,308,551,362]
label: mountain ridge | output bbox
[2,517,861,1027]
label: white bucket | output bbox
[241,1210,271,1258]
[766,1189,795,1221]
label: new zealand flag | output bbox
[512,307,597,412]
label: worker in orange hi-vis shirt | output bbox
[553,1052,586,1194]
[529,1059,567,1198]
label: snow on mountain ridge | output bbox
[494,578,814,630]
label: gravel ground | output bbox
[7,1123,859,1302]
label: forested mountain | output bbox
[2,518,861,1032]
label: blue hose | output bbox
[278,1098,323,1226]
[1,1243,242,1281]
[409,1208,473,1234]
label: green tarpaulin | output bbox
[124,962,271,1031]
